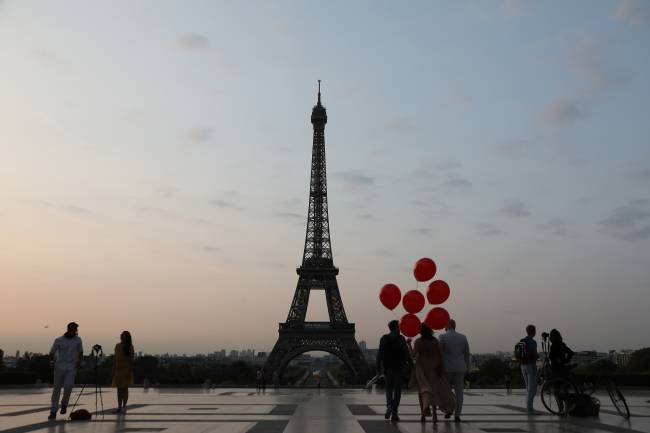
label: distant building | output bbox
[3,356,18,368]
[572,351,609,366]
[610,350,635,367]
[359,340,367,351]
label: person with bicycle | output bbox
[548,329,574,377]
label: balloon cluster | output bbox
[379,258,451,337]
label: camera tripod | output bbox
[69,344,105,418]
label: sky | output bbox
[1,0,649,356]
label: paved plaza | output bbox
[1,387,648,433]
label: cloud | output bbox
[410,199,430,208]
[275,212,303,220]
[494,137,539,159]
[189,128,213,143]
[632,168,650,181]
[208,199,245,211]
[135,205,170,215]
[500,0,529,17]
[540,98,589,128]
[178,33,210,50]
[371,249,397,257]
[569,37,610,90]
[280,198,302,207]
[384,117,416,134]
[441,177,472,189]
[538,218,569,237]
[156,186,178,198]
[599,199,650,240]
[613,0,650,27]
[498,199,530,218]
[476,223,505,236]
[38,201,92,215]
[332,171,374,188]
[434,161,462,171]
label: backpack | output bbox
[568,395,600,417]
[69,409,92,421]
[514,339,529,364]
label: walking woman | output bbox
[111,331,134,413]
[407,324,455,423]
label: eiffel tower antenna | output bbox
[264,83,370,384]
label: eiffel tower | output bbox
[264,82,370,384]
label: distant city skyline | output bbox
[1,1,649,355]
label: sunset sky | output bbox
[1,0,649,356]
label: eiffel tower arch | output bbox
[264,82,370,384]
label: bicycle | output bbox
[538,333,630,419]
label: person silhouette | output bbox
[111,331,134,413]
[377,320,410,421]
[439,319,470,422]
[519,324,539,413]
[407,324,455,423]
[48,322,83,420]
[548,329,574,376]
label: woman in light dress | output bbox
[111,331,134,413]
[408,324,455,422]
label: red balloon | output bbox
[426,280,450,305]
[399,313,421,337]
[379,283,401,310]
[424,307,450,330]
[413,258,437,282]
[402,290,425,314]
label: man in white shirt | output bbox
[48,322,83,420]
[439,319,470,422]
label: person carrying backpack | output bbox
[377,320,411,421]
[515,324,539,413]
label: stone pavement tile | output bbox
[2,388,650,433]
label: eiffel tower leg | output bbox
[264,325,370,385]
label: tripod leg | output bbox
[69,382,87,416]
[98,384,104,418]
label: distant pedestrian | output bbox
[273,371,280,389]
[112,331,135,413]
[439,319,470,422]
[48,322,83,420]
[408,324,455,423]
[505,374,512,394]
[517,324,539,413]
[256,369,266,391]
[376,320,410,422]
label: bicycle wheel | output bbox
[541,377,579,416]
[607,380,630,419]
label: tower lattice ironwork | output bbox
[264,82,370,384]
